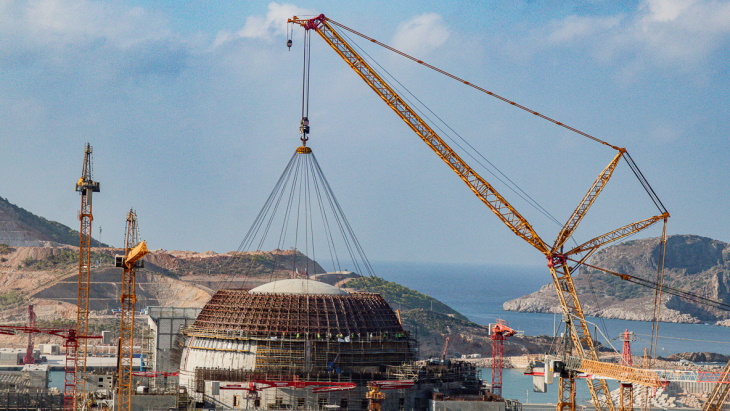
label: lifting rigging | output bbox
[115,209,149,411]
[288,14,670,411]
[228,28,375,288]
[70,143,100,410]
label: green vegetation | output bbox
[399,308,478,338]
[18,249,114,271]
[0,291,28,310]
[21,250,78,270]
[0,244,14,255]
[345,276,470,322]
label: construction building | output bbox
[177,278,492,410]
[146,306,202,373]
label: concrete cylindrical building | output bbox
[179,278,415,409]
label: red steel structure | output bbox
[23,305,37,365]
[490,320,516,397]
[620,330,635,411]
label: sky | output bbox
[0,0,728,269]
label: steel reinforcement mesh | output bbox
[191,289,405,337]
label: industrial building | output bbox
[177,278,493,410]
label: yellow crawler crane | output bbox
[115,210,149,411]
[289,14,670,411]
[70,143,100,410]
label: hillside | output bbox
[0,196,105,247]
[0,245,560,358]
[504,235,730,324]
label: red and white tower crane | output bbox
[490,320,516,397]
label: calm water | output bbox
[372,261,730,356]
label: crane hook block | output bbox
[287,39,293,50]
[300,117,310,135]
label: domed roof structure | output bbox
[189,284,404,336]
[249,278,347,295]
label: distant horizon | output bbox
[1,2,727,265]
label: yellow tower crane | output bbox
[115,210,149,411]
[288,15,670,411]
[69,143,100,410]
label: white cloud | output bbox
[546,15,623,44]
[0,0,187,78]
[531,0,730,71]
[10,0,171,48]
[214,2,313,47]
[391,13,450,57]
[642,0,696,21]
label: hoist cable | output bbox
[328,18,622,151]
[624,151,668,214]
[339,29,564,228]
[574,259,730,311]
[310,151,376,277]
[307,155,343,273]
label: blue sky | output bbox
[0,1,727,268]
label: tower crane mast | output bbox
[289,14,669,411]
[70,143,100,410]
[115,210,149,411]
[23,304,37,365]
[491,321,516,397]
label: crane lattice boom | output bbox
[289,14,670,411]
[116,210,148,411]
[70,143,100,410]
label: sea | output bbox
[372,260,730,405]
[46,260,730,406]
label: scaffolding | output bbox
[191,290,405,336]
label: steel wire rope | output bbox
[309,159,367,278]
[337,29,565,229]
[283,153,305,285]
[310,150,375,277]
[632,334,688,364]
[328,18,622,151]
[256,152,299,287]
[301,150,317,280]
[220,152,301,291]
[573,260,730,312]
[633,333,730,345]
[342,29,621,339]
[624,152,667,214]
[305,152,343,275]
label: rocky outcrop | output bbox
[504,235,730,325]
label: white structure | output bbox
[146,306,202,372]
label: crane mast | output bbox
[69,143,100,410]
[289,15,670,411]
[115,210,149,411]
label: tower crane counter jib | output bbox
[289,14,670,411]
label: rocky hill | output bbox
[504,235,730,324]
[0,196,105,247]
